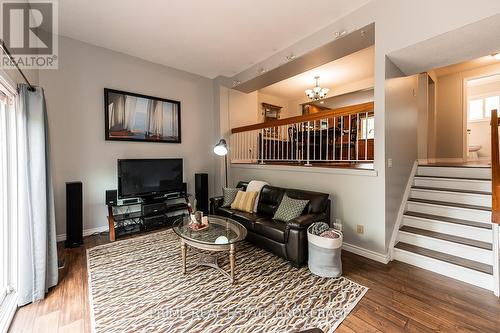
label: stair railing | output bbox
[490,108,500,297]
[491,109,500,223]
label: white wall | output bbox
[219,0,500,257]
[39,37,215,236]
[228,89,258,129]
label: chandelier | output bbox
[305,76,329,101]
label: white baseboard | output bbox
[389,160,418,260]
[342,242,390,264]
[56,225,108,242]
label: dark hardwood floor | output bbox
[8,229,500,332]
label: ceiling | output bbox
[258,46,374,100]
[467,73,500,87]
[57,0,371,79]
[387,14,500,76]
[434,55,500,77]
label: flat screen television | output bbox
[117,158,183,199]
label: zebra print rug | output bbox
[87,229,367,333]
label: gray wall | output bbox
[39,36,216,237]
[384,58,418,250]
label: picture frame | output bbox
[104,88,181,143]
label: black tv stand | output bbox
[106,194,192,241]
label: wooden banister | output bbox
[491,109,500,224]
[231,102,374,134]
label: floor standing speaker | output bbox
[66,182,83,248]
[195,173,209,214]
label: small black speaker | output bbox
[195,173,209,214]
[65,182,83,248]
[182,182,187,195]
[106,189,117,206]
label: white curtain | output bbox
[16,84,58,306]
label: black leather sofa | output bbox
[210,182,331,267]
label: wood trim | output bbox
[231,102,374,133]
[107,206,116,241]
[491,109,500,224]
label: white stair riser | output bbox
[403,216,492,243]
[417,167,491,180]
[414,177,491,192]
[406,202,491,224]
[398,231,492,264]
[393,249,494,291]
[410,189,491,208]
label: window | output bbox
[0,80,17,313]
[360,116,374,139]
[0,98,6,305]
[468,95,500,121]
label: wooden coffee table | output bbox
[172,215,247,284]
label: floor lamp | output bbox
[214,139,228,188]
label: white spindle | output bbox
[340,116,343,161]
[348,115,351,161]
[365,111,368,161]
[356,113,359,161]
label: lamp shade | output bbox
[214,139,228,156]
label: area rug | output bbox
[87,229,367,333]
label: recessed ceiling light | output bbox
[493,53,500,60]
[320,101,325,104]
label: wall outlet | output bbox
[356,224,364,234]
[387,158,393,168]
[333,218,343,231]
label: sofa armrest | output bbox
[210,196,224,214]
[286,214,320,230]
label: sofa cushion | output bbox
[257,185,285,216]
[232,211,262,231]
[215,207,257,231]
[253,217,287,243]
[284,188,329,214]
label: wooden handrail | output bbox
[231,102,374,134]
[491,109,500,224]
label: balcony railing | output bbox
[230,102,374,166]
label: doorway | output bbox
[465,74,500,162]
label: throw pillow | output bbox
[231,191,258,213]
[273,194,309,222]
[222,187,240,207]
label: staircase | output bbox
[393,164,497,291]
